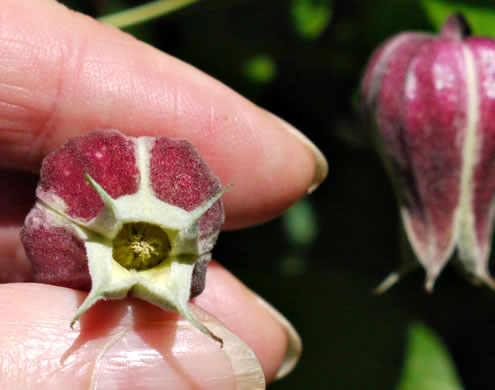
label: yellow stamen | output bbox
[112,222,170,270]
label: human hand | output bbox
[0,0,327,388]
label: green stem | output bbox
[98,0,199,29]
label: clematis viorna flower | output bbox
[21,130,229,343]
[361,14,495,290]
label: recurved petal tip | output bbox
[474,268,495,291]
[373,272,401,294]
[424,266,444,293]
[373,259,418,294]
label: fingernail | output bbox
[198,305,266,390]
[255,295,302,380]
[268,112,328,194]
[94,304,265,390]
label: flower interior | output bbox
[71,171,229,345]
[21,131,229,345]
[112,222,171,271]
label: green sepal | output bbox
[190,185,232,221]
[83,172,121,238]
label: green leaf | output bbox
[397,323,464,390]
[420,0,495,38]
[290,0,333,39]
[282,198,318,247]
[279,254,308,278]
[243,56,277,84]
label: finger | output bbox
[0,266,299,388]
[194,262,302,382]
[0,169,36,282]
[0,0,327,230]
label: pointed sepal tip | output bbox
[191,184,232,221]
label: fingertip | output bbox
[194,262,297,383]
[220,108,319,229]
[266,112,328,195]
[0,268,297,388]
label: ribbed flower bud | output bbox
[361,14,495,290]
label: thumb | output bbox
[0,284,265,390]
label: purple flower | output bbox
[361,14,495,290]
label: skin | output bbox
[0,0,323,388]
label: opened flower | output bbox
[21,130,229,343]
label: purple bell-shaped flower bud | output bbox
[361,14,495,290]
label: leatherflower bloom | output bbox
[21,129,229,343]
[361,14,495,290]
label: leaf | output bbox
[397,323,464,390]
[279,254,307,278]
[282,198,318,247]
[420,0,495,38]
[243,56,277,84]
[290,0,333,39]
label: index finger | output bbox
[0,0,327,229]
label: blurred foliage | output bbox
[282,199,318,248]
[61,1,495,389]
[243,55,277,83]
[397,323,464,390]
[278,199,317,279]
[290,0,333,39]
[420,0,495,37]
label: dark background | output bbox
[61,1,495,388]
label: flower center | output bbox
[112,222,171,270]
